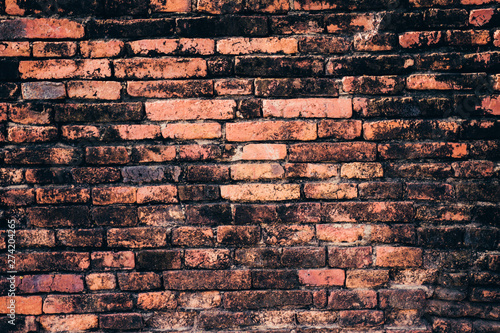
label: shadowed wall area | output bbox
[0,0,499,332]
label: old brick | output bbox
[117,272,161,291]
[376,246,423,267]
[39,315,98,332]
[114,58,206,79]
[91,251,134,271]
[346,270,390,288]
[235,248,282,268]
[217,225,260,245]
[86,273,117,290]
[128,80,213,98]
[221,184,300,201]
[80,40,124,58]
[107,227,167,248]
[186,203,231,225]
[43,293,133,313]
[185,249,231,269]
[163,270,251,290]
[282,247,326,268]
[329,246,372,268]
[146,99,235,121]
[136,250,182,271]
[223,290,311,310]
[137,291,176,310]
[328,290,377,309]
[67,81,121,100]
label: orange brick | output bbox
[19,59,111,80]
[162,122,222,140]
[91,251,135,270]
[111,125,161,140]
[262,98,352,118]
[146,99,235,121]
[150,0,191,12]
[326,13,376,33]
[317,224,365,242]
[241,144,287,160]
[226,120,317,142]
[33,41,77,57]
[318,120,362,139]
[303,183,357,199]
[92,186,137,205]
[136,185,178,204]
[80,40,124,58]
[62,125,100,141]
[131,145,176,163]
[231,163,285,180]
[0,41,30,57]
[217,37,298,55]
[67,81,122,100]
[114,58,207,79]
[346,269,390,288]
[494,30,500,47]
[0,296,42,315]
[298,269,345,286]
[197,0,244,13]
[221,184,300,202]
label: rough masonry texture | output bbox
[0,0,499,332]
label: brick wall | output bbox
[0,0,499,332]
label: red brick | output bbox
[177,291,221,309]
[215,79,253,95]
[328,246,372,268]
[100,313,143,330]
[217,37,297,55]
[128,38,214,56]
[33,41,77,57]
[235,248,282,268]
[407,182,454,200]
[67,81,121,100]
[298,269,345,286]
[432,318,472,333]
[262,98,352,118]
[318,119,361,140]
[43,293,133,313]
[136,250,182,270]
[172,227,214,247]
[299,35,352,53]
[7,125,58,142]
[0,18,84,39]
[92,186,136,205]
[178,144,222,161]
[479,95,500,116]
[289,142,377,162]
[136,185,177,204]
[133,291,176,312]
[17,229,55,248]
[162,122,221,140]
[376,246,423,268]
[86,146,130,164]
[346,269,390,288]
[341,162,383,179]
[379,289,426,309]
[354,32,397,51]
[399,31,443,48]
[379,142,468,160]
[304,183,357,200]
[453,160,494,178]
[338,310,384,327]
[163,270,251,290]
[224,290,311,310]
[137,205,183,226]
[226,120,317,141]
[343,76,405,94]
[231,163,284,180]
[62,125,101,141]
[185,249,231,269]
[263,225,315,245]
[131,145,176,163]
[285,163,338,179]
[5,147,82,165]
[117,272,161,291]
[86,273,117,290]
[295,0,339,10]
[107,227,168,248]
[19,59,111,80]
[0,42,30,57]
[57,229,103,248]
[328,290,377,309]
[246,0,289,12]
[217,225,260,245]
[317,224,365,243]
[7,103,52,124]
[0,188,35,206]
[323,201,414,222]
[446,29,490,46]
[14,252,90,272]
[21,82,66,100]
[36,187,90,204]
[91,251,134,270]
[128,79,213,98]
[72,167,121,184]
[221,184,300,201]
[241,144,287,160]
[151,0,191,12]
[146,99,235,120]
[114,58,206,79]
[39,315,98,332]
[80,40,124,58]
[371,224,416,244]
[408,73,486,90]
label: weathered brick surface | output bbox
[1,1,498,331]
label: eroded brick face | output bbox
[0,0,499,332]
